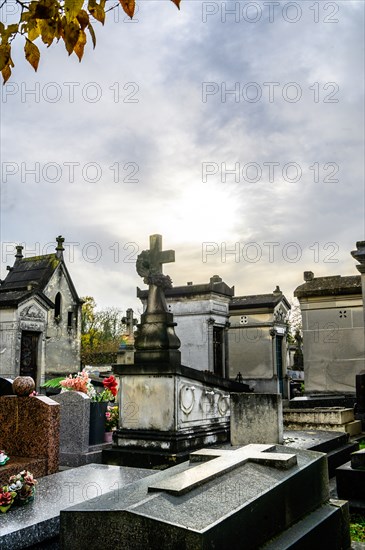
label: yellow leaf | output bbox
[62,20,80,55]
[0,44,11,72]
[171,0,181,8]
[87,22,96,49]
[24,39,40,71]
[39,19,56,46]
[2,63,11,84]
[77,9,89,30]
[119,0,135,19]
[28,20,40,41]
[65,0,84,22]
[88,0,105,24]
[74,28,86,61]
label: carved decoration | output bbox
[20,304,45,320]
[179,385,196,415]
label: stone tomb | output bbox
[0,464,154,549]
[0,394,60,485]
[61,444,350,549]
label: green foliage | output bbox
[0,0,181,83]
[80,296,127,366]
[41,377,64,388]
[350,514,365,542]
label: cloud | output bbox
[1,0,363,312]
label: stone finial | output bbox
[304,271,314,282]
[56,235,65,259]
[12,376,35,396]
[15,245,24,259]
[351,241,365,273]
[210,275,222,284]
[273,285,282,296]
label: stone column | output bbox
[351,241,365,327]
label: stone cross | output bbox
[122,308,137,339]
[148,444,297,495]
[147,234,175,275]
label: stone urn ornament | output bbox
[12,376,35,397]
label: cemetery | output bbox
[0,235,365,548]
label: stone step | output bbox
[262,500,350,550]
[283,408,355,425]
[284,420,362,436]
[327,442,360,478]
[351,448,365,469]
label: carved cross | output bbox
[148,444,297,495]
[148,234,175,274]
[122,308,137,338]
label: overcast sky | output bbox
[1,0,364,314]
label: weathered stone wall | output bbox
[230,392,283,445]
[300,296,365,393]
[167,297,230,373]
[0,307,17,378]
[43,266,81,376]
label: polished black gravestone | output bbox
[0,464,154,550]
[336,448,365,512]
[0,377,14,396]
[355,373,365,429]
[61,444,351,550]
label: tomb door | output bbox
[20,331,39,380]
[213,326,224,377]
[275,335,284,394]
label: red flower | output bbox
[103,376,118,397]
[0,490,14,506]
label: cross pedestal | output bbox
[134,234,181,366]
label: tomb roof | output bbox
[230,290,290,310]
[294,274,361,298]
[138,275,234,300]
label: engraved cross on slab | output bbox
[148,445,297,496]
[148,234,175,274]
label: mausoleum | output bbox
[0,236,82,386]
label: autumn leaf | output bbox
[63,20,80,55]
[24,39,40,71]
[77,10,89,30]
[74,28,86,61]
[119,0,135,19]
[88,0,105,24]
[65,0,84,23]
[171,0,181,9]
[39,19,56,46]
[87,22,96,49]
[0,44,11,72]
[2,55,14,84]
[2,63,11,84]
[28,19,40,41]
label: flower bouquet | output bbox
[105,405,119,431]
[0,487,17,513]
[8,470,37,506]
[44,370,118,402]
[0,450,9,466]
